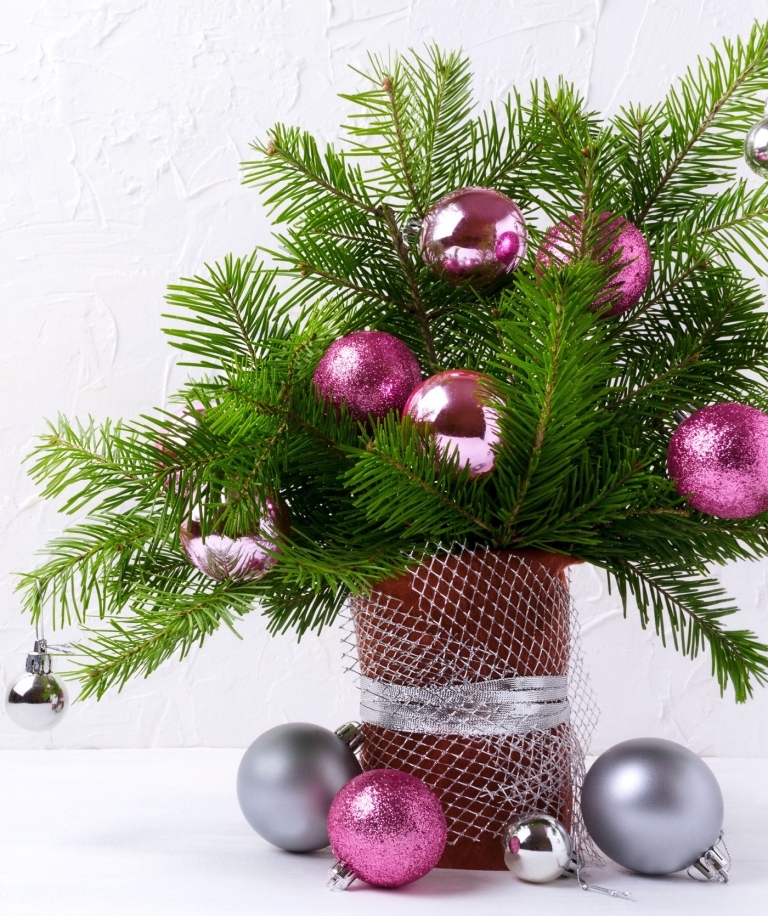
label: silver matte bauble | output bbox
[503,814,572,883]
[745,105,768,178]
[6,671,68,732]
[581,737,724,875]
[236,722,362,852]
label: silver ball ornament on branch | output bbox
[503,814,572,883]
[420,187,527,286]
[581,737,727,878]
[745,100,768,178]
[236,722,363,852]
[5,639,69,732]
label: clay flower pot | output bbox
[349,547,587,871]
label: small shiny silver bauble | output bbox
[503,814,572,883]
[582,737,724,875]
[6,671,68,731]
[745,106,768,178]
[236,722,362,852]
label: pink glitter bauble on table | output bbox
[420,187,527,286]
[327,769,447,889]
[313,331,422,423]
[179,496,290,581]
[403,369,501,478]
[667,402,768,518]
[536,212,651,316]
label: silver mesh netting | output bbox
[341,544,599,860]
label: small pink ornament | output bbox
[420,187,527,286]
[327,769,447,890]
[313,331,422,423]
[536,212,651,316]
[180,496,290,581]
[667,402,768,518]
[404,369,501,478]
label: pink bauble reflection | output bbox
[180,497,291,581]
[327,769,447,888]
[667,402,768,519]
[313,331,422,423]
[536,212,651,316]
[420,187,527,286]
[404,369,501,478]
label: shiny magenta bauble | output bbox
[180,496,290,581]
[420,187,527,286]
[403,369,501,478]
[313,331,422,423]
[536,212,651,316]
[327,769,447,888]
[667,402,768,518]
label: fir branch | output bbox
[602,558,768,702]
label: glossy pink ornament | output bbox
[313,331,422,423]
[327,769,447,889]
[180,497,290,581]
[420,187,527,286]
[667,402,768,518]
[404,369,501,478]
[536,212,651,316]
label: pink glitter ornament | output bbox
[327,769,447,890]
[180,496,290,581]
[536,212,651,316]
[420,187,527,286]
[313,331,422,423]
[403,369,501,478]
[667,402,768,519]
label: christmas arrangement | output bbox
[10,22,768,887]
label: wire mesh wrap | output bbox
[342,544,599,871]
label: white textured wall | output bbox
[2,0,768,752]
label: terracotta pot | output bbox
[351,547,582,871]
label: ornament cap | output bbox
[334,721,364,752]
[327,861,356,892]
[689,834,730,883]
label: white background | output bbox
[2,0,768,753]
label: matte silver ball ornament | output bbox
[503,814,572,883]
[236,722,363,852]
[745,102,768,178]
[5,641,68,731]
[581,737,724,875]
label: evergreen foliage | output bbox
[19,28,768,701]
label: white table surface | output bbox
[0,750,764,916]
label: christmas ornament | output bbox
[327,769,447,890]
[236,721,363,852]
[536,212,651,316]
[5,638,69,732]
[581,737,726,877]
[313,331,422,423]
[180,495,290,581]
[420,187,527,286]
[745,100,768,177]
[503,814,572,883]
[403,369,501,477]
[667,401,768,518]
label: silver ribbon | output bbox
[359,674,570,736]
